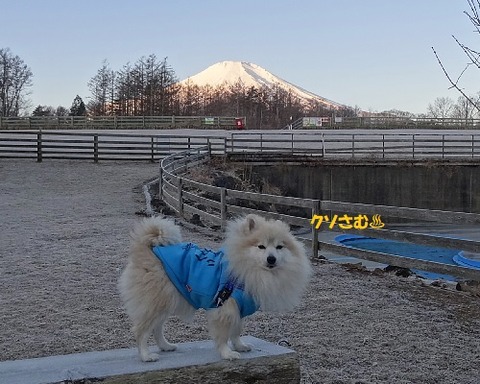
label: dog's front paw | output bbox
[233,343,252,352]
[232,339,252,352]
[219,346,241,360]
[159,342,177,352]
[140,351,160,362]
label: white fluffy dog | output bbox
[118,214,311,361]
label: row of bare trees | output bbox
[427,95,480,120]
[88,55,178,116]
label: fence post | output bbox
[351,134,355,158]
[412,134,415,159]
[37,131,43,162]
[93,135,99,163]
[158,166,163,200]
[472,134,475,158]
[220,188,227,230]
[178,177,184,217]
[382,134,385,159]
[151,137,155,163]
[321,132,327,157]
[311,200,321,258]
[442,134,445,159]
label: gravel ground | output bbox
[1,160,480,384]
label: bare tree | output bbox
[432,1,480,113]
[87,60,115,115]
[115,63,134,116]
[0,48,33,117]
[452,94,479,120]
[427,96,455,118]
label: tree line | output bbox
[427,95,480,120]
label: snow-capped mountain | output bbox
[179,61,345,110]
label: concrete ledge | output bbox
[0,336,299,384]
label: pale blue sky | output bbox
[1,1,479,114]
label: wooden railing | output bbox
[227,131,480,160]
[0,131,226,161]
[3,130,480,161]
[292,116,480,129]
[159,146,480,281]
[0,115,246,130]
[3,115,480,131]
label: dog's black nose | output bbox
[267,255,276,265]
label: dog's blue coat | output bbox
[152,242,258,318]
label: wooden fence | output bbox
[2,115,480,130]
[228,131,480,160]
[159,145,480,281]
[0,115,246,130]
[3,130,480,161]
[0,131,226,162]
[292,116,480,129]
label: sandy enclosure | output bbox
[1,160,480,384]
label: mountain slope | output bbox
[180,61,345,110]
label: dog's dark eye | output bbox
[276,245,284,250]
[258,245,266,249]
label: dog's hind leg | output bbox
[153,316,177,352]
[134,320,160,362]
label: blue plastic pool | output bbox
[335,234,473,281]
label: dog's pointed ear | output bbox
[247,215,256,232]
[243,214,258,233]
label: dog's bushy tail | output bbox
[130,216,182,248]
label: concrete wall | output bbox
[252,164,480,213]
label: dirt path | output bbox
[1,160,479,384]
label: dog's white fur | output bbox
[118,214,311,361]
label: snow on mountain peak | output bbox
[180,61,344,110]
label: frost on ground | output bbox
[1,160,480,384]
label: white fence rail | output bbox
[3,130,480,161]
[0,116,246,130]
